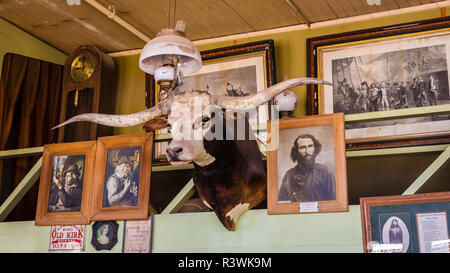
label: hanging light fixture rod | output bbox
[84,0,151,42]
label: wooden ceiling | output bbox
[0,0,448,54]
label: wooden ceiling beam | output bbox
[84,0,151,42]
[284,0,312,26]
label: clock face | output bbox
[70,53,96,82]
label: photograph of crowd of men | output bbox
[332,44,449,121]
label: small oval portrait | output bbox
[382,216,410,253]
[91,221,118,251]
[96,223,112,245]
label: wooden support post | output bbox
[0,156,43,221]
[402,145,450,195]
[161,178,195,215]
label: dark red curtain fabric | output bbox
[0,53,63,221]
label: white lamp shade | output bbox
[274,90,298,112]
[139,33,202,76]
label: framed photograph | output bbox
[146,39,276,163]
[35,141,96,226]
[90,133,153,221]
[360,192,450,253]
[267,113,348,214]
[307,17,450,149]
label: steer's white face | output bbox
[165,91,217,166]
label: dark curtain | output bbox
[0,53,63,221]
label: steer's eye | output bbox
[202,116,211,123]
[193,115,211,130]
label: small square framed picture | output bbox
[35,141,96,226]
[90,133,153,221]
[267,113,348,214]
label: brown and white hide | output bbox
[192,112,266,231]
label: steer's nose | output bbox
[166,147,183,161]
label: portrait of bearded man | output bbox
[278,133,336,202]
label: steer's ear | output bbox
[143,115,169,131]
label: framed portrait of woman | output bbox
[90,133,153,221]
[35,141,96,226]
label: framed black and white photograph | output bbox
[267,113,348,214]
[146,39,276,163]
[90,133,153,221]
[307,17,450,149]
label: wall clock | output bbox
[59,45,116,143]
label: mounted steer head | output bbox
[54,78,331,231]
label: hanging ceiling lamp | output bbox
[139,0,201,102]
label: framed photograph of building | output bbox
[360,192,450,253]
[146,39,276,164]
[307,17,450,149]
[35,141,96,226]
[90,133,153,221]
[267,113,348,214]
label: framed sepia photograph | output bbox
[90,133,153,221]
[360,192,450,253]
[307,17,450,149]
[267,113,348,214]
[35,141,96,226]
[146,39,276,164]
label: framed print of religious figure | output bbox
[90,133,153,221]
[145,39,276,164]
[360,192,450,253]
[267,113,348,214]
[35,141,96,226]
[307,17,450,150]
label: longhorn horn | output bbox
[52,103,167,130]
[212,77,332,110]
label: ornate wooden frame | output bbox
[306,17,450,150]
